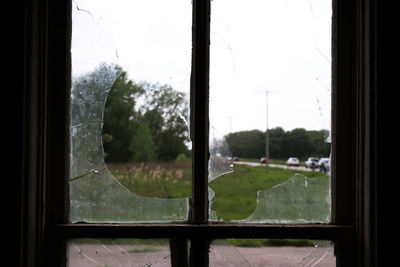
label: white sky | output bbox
[72,0,332,138]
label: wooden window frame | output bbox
[16,0,380,266]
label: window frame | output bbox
[17,0,380,266]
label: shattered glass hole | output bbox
[70,0,192,223]
[69,65,190,223]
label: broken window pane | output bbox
[209,126,235,183]
[210,239,335,267]
[242,173,330,223]
[209,165,330,223]
[209,126,235,221]
[209,0,332,223]
[70,0,192,222]
[68,239,171,267]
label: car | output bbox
[260,157,266,163]
[318,158,330,173]
[305,157,319,169]
[225,157,239,164]
[286,157,299,167]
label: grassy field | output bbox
[105,161,329,247]
[108,162,327,221]
[108,161,192,199]
[209,164,326,221]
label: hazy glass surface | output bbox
[209,0,332,223]
[210,239,335,267]
[70,0,192,223]
[68,239,171,266]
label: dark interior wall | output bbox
[11,0,384,266]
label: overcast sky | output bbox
[72,0,332,138]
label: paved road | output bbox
[234,161,322,173]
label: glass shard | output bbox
[209,164,331,223]
[209,126,234,183]
[70,169,188,222]
[241,174,330,223]
[210,239,335,267]
[70,70,189,222]
[68,239,171,267]
[209,126,234,221]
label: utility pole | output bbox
[229,116,233,157]
[229,116,232,135]
[262,90,274,172]
[266,91,269,165]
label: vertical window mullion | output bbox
[190,0,211,266]
[332,0,358,265]
[191,0,210,225]
[43,0,72,266]
[331,0,357,226]
[170,239,189,267]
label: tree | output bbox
[139,83,190,161]
[102,67,144,162]
[71,63,124,127]
[71,63,144,163]
[225,130,265,158]
[281,128,313,160]
[72,63,191,163]
[307,130,331,157]
[221,127,330,161]
[70,63,130,172]
[268,127,285,159]
[130,124,157,162]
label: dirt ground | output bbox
[68,244,335,267]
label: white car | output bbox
[286,157,299,167]
[318,158,330,173]
[305,157,319,168]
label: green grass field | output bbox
[103,161,329,247]
[209,164,327,221]
[108,162,327,221]
[108,161,192,199]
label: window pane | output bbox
[70,0,192,222]
[210,239,335,266]
[68,239,171,266]
[209,0,331,222]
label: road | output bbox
[234,161,321,172]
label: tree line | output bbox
[212,128,330,161]
[72,63,330,164]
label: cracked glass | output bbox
[210,239,335,266]
[68,239,171,267]
[209,0,332,223]
[70,0,192,223]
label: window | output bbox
[16,0,380,266]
